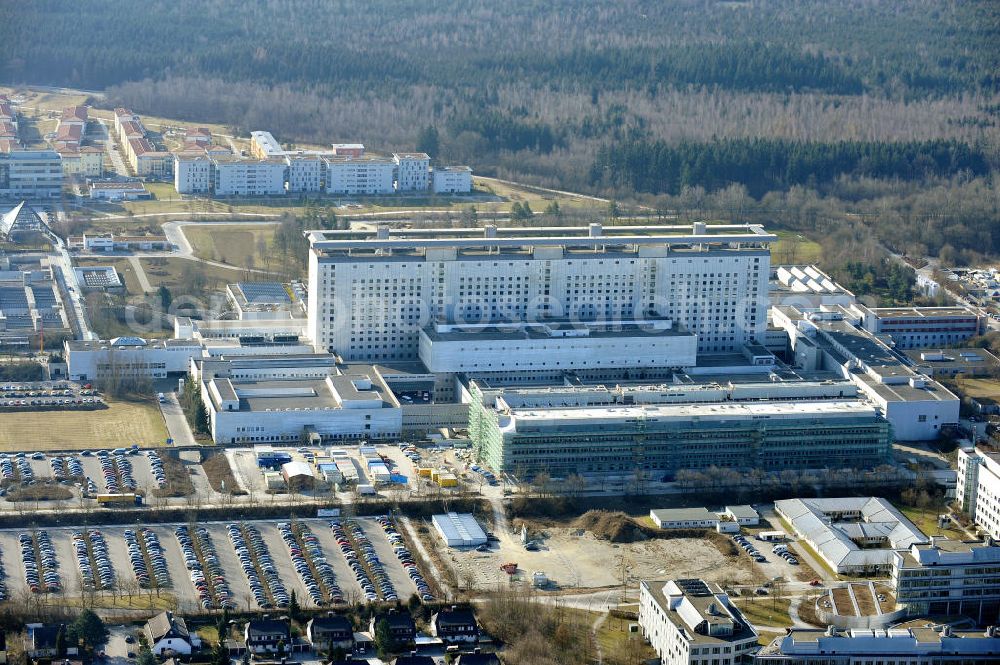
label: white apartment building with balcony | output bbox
[212,158,287,196]
[432,166,473,193]
[173,154,213,194]
[393,152,430,191]
[324,156,395,195]
[285,155,324,193]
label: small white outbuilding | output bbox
[432,512,487,547]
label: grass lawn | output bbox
[141,256,250,293]
[900,505,963,538]
[144,181,179,199]
[0,396,169,450]
[184,224,277,265]
[75,257,144,295]
[792,539,840,580]
[595,613,658,665]
[733,596,793,628]
[954,378,1000,401]
[772,231,823,264]
[64,591,177,611]
[476,176,603,210]
[196,626,220,645]
[121,196,230,216]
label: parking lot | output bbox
[730,532,814,585]
[0,518,431,611]
[0,448,183,503]
[0,381,103,411]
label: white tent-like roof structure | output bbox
[0,202,47,239]
[775,497,928,573]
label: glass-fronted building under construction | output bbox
[466,380,893,479]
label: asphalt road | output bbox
[159,392,195,446]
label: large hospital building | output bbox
[66,223,962,472]
[307,222,771,362]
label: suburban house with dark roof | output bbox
[369,611,416,645]
[145,611,197,656]
[431,607,479,644]
[25,624,78,659]
[455,653,501,665]
[244,619,291,655]
[392,656,435,665]
[305,616,354,651]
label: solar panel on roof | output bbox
[30,286,56,306]
[676,579,711,596]
[237,282,291,304]
[0,287,28,308]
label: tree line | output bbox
[591,137,993,198]
[3,1,997,97]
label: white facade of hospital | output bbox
[417,320,698,373]
[306,223,772,363]
[958,447,1000,540]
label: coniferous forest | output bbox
[3,0,1000,265]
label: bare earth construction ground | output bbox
[442,525,750,592]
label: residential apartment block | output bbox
[323,156,396,195]
[212,157,287,196]
[325,155,395,195]
[639,579,758,665]
[250,130,285,158]
[285,155,324,193]
[393,152,431,191]
[173,153,213,194]
[432,165,472,193]
[188,130,468,197]
[306,223,772,362]
[57,146,103,178]
[113,108,171,178]
[891,538,1000,624]
[51,106,103,178]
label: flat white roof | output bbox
[309,223,776,252]
[504,399,877,426]
[432,512,487,546]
